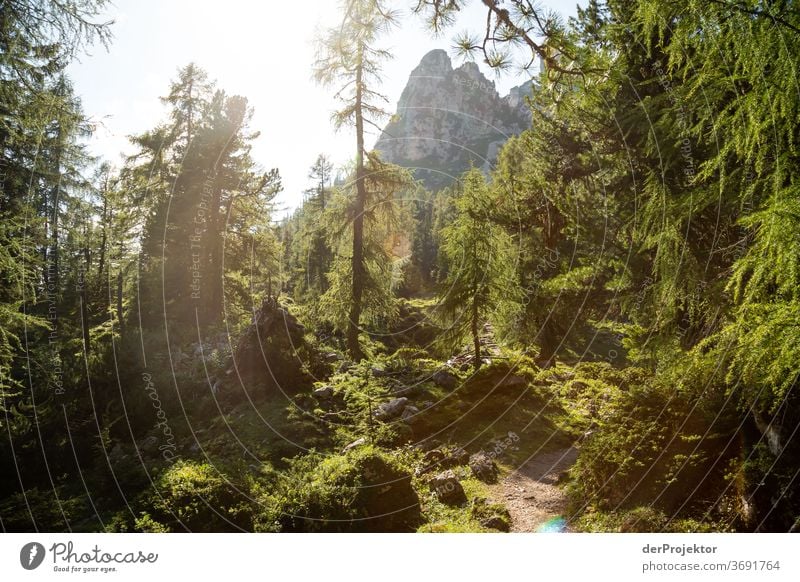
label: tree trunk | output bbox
[206,185,224,327]
[347,46,366,361]
[98,187,108,281]
[116,242,125,337]
[472,293,481,370]
[80,243,91,356]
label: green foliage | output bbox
[132,461,256,532]
[436,169,521,366]
[417,476,501,533]
[262,445,421,532]
[4,0,800,535]
[575,506,730,533]
[0,488,90,532]
[568,377,739,522]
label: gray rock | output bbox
[374,397,408,420]
[481,515,510,532]
[391,382,420,397]
[423,449,446,465]
[417,439,441,452]
[429,470,467,505]
[400,405,420,424]
[444,446,469,467]
[432,369,458,389]
[313,385,334,399]
[469,452,499,483]
[503,375,527,388]
[139,436,159,453]
[374,49,532,191]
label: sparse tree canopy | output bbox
[437,168,520,368]
[313,0,401,359]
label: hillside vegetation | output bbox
[1,0,799,532]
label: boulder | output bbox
[423,446,469,469]
[232,298,313,396]
[138,436,159,454]
[400,405,420,425]
[469,452,499,483]
[429,470,467,505]
[391,382,421,397]
[432,369,458,389]
[502,375,527,388]
[374,397,408,420]
[445,446,469,467]
[422,449,446,466]
[313,385,334,399]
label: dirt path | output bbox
[491,447,578,532]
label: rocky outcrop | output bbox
[228,298,315,397]
[375,49,534,190]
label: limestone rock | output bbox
[374,397,408,420]
[429,470,467,505]
[400,405,420,424]
[313,385,334,399]
[342,437,367,453]
[469,452,499,483]
[375,49,533,190]
[432,369,458,389]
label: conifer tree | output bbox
[314,0,400,359]
[437,168,519,369]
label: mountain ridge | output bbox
[375,49,534,190]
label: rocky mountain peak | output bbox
[375,50,534,190]
[415,49,452,76]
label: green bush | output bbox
[568,378,739,520]
[132,460,256,532]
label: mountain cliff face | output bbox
[375,49,534,190]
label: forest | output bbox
[1,0,799,533]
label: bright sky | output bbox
[67,0,579,213]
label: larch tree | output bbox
[313,0,400,360]
[437,168,520,369]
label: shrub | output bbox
[568,379,738,518]
[134,460,256,532]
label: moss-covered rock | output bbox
[269,446,422,532]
